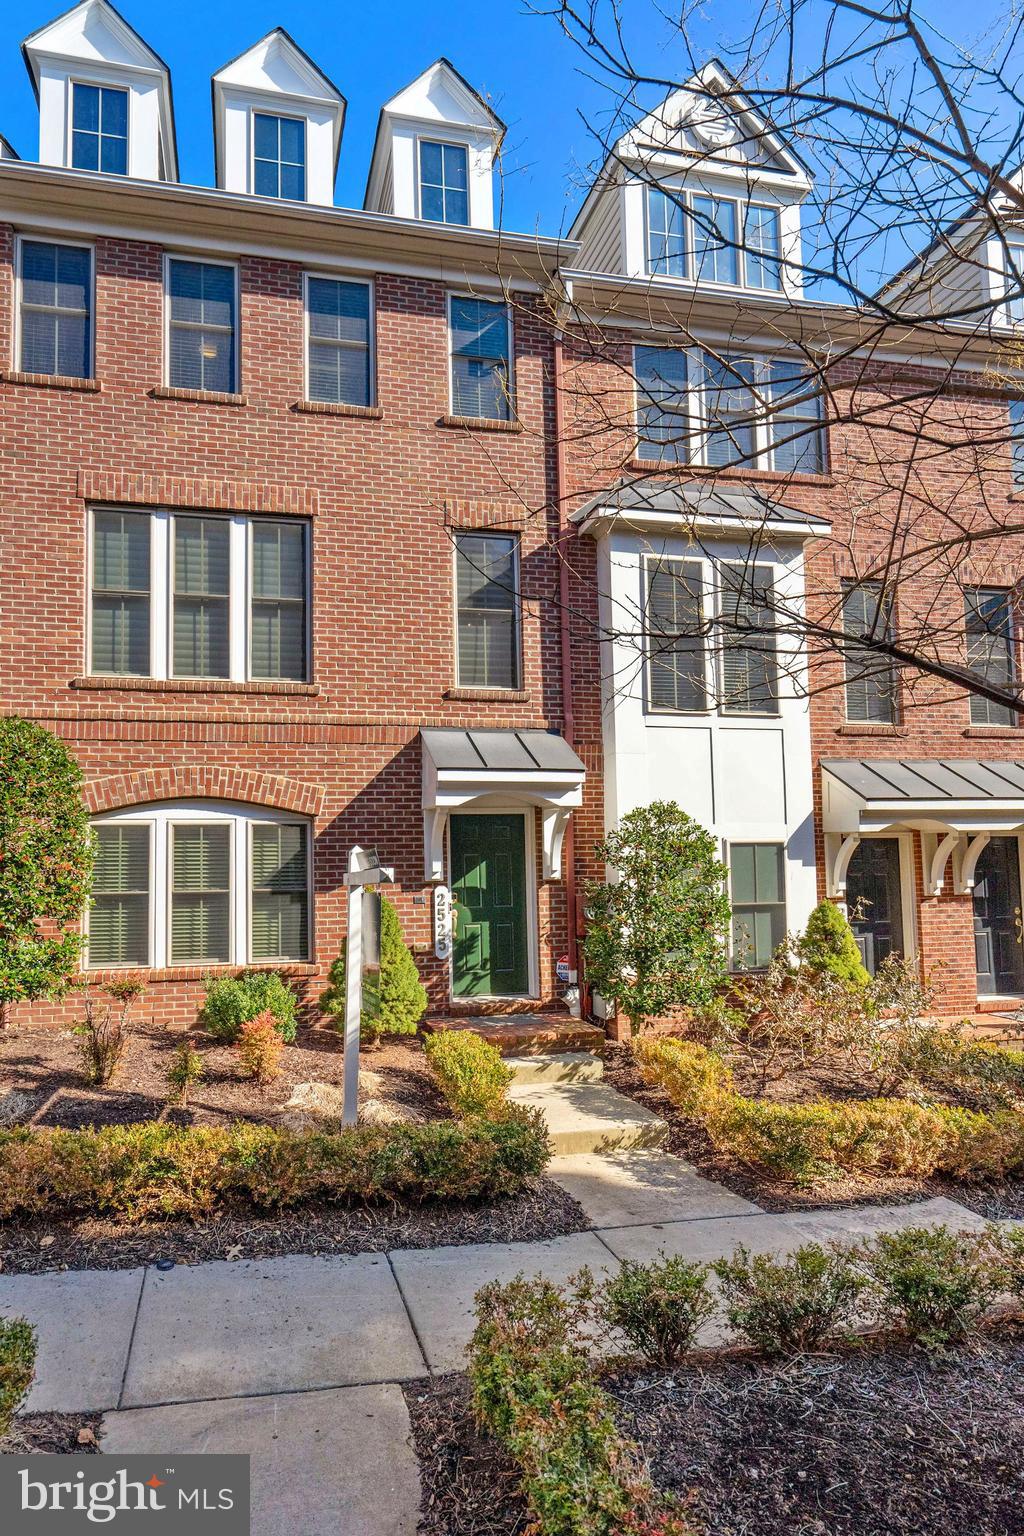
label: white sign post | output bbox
[342,845,395,1126]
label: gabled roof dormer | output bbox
[211,29,345,206]
[22,0,177,181]
[570,59,811,298]
[364,59,505,229]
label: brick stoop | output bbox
[421,1013,607,1056]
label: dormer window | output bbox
[419,140,469,225]
[1005,237,1024,323]
[645,185,784,292]
[253,112,306,200]
[693,195,738,284]
[71,82,128,174]
[648,188,687,277]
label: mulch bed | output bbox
[603,1046,1024,1217]
[408,1331,1024,1536]
[0,1414,102,1455]
[0,1176,589,1275]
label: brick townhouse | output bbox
[3,3,1024,1031]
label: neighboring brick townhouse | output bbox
[4,2,1024,1031]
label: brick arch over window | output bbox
[84,768,325,818]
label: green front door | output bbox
[450,813,529,997]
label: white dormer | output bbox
[570,60,811,299]
[211,29,345,206]
[22,0,177,181]
[364,59,505,229]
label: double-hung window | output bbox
[454,532,520,689]
[18,239,92,379]
[719,562,779,715]
[634,346,690,463]
[253,112,306,200]
[449,295,512,421]
[690,352,825,473]
[701,354,757,467]
[646,558,705,711]
[306,277,373,406]
[965,586,1016,725]
[842,580,898,723]
[87,808,311,968]
[730,843,786,968]
[89,508,309,684]
[1005,237,1024,324]
[767,360,825,473]
[419,141,469,225]
[744,205,783,291]
[71,83,128,174]
[692,195,739,285]
[647,187,687,277]
[167,258,237,393]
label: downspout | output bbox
[553,330,583,1008]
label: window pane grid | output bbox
[253,112,306,201]
[168,260,236,393]
[693,195,739,285]
[744,205,783,291]
[455,533,520,689]
[72,83,128,175]
[768,361,825,474]
[420,141,469,225]
[19,241,91,379]
[647,187,687,277]
[730,843,785,969]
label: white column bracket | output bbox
[541,807,572,881]
[955,832,991,894]
[423,808,449,884]
[826,831,861,897]
[928,831,961,897]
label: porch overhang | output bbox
[420,728,585,883]
[822,758,1024,897]
[570,478,832,542]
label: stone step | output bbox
[508,1081,668,1156]
[506,1052,604,1086]
[422,1014,606,1057]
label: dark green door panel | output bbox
[451,813,529,996]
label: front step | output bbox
[506,1052,604,1086]
[422,1014,606,1057]
[508,1080,668,1156]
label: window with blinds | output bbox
[450,296,511,420]
[646,559,705,711]
[842,580,897,723]
[170,824,231,963]
[701,354,756,467]
[88,825,150,967]
[768,361,825,474]
[173,516,230,678]
[251,823,309,961]
[730,843,786,969]
[167,259,236,393]
[306,277,372,406]
[965,587,1017,726]
[91,510,151,676]
[454,533,520,690]
[634,346,689,463]
[19,239,92,379]
[718,564,779,714]
[251,521,307,680]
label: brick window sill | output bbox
[438,413,523,434]
[71,676,320,697]
[627,457,835,488]
[963,725,1021,739]
[1,370,100,392]
[444,686,532,703]
[292,399,383,420]
[82,961,318,985]
[149,385,248,407]
[835,723,908,737]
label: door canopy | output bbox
[421,728,585,882]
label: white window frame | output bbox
[416,135,471,225]
[724,837,789,970]
[86,803,313,970]
[302,271,376,407]
[642,552,710,714]
[643,185,784,292]
[452,530,523,691]
[446,290,516,420]
[163,252,241,393]
[13,233,96,379]
[644,184,689,280]
[716,557,781,718]
[86,505,312,684]
[249,108,307,200]
[66,76,130,175]
[167,817,236,967]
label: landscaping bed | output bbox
[409,1332,1024,1536]
[0,1414,101,1455]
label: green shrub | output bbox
[907,1029,1024,1107]
[598,1255,714,1365]
[319,896,428,1047]
[469,1275,692,1536]
[796,900,870,988]
[0,1317,36,1438]
[199,970,297,1043]
[633,1035,733,1117]
[862,1225,999,1348]
[713,1242,865,1356]
[424,1029,513,1118]
[0,1110,548,1223]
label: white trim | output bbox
[415,134,471,225]
[446,805,539,1001]
[84,817,156,969]
[13,231,95,378]
[446,288,516,421]
[452,529,522,690]
[301,269,376,406]
[724,836,788,968]
[162,250,241,393]
[167,818,235,966]
[248,107,307,200]
[643,182,786,294]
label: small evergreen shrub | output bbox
[863,1225,1000,1349]
[424,1029,513,1118]
[0,1317,36,1438]
[796,900,870,988]
[199,970,297,1043]
[633,1036,733,1117]
[713,1242,865,1356]
[598,1255,714,1365]
[235,1011,284,1085]
[319,896,427,1047]
[166,1038,204,1108]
